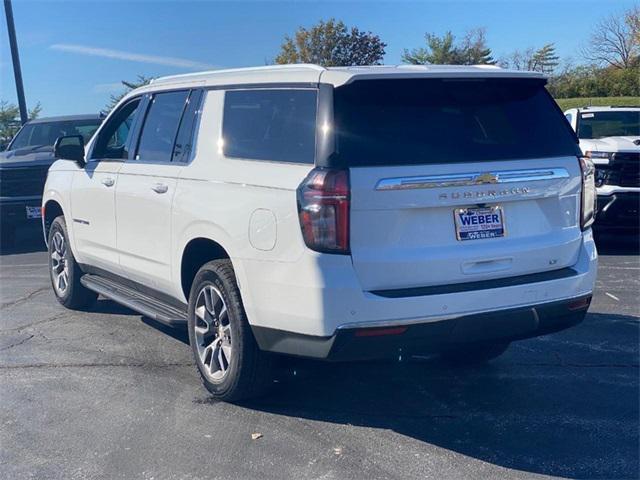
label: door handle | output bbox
[151,183,168,194]
[101,177,115,187]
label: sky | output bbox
[1,0,636,116]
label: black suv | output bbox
[0,114,102,246]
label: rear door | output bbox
[333,78,583,292]
[115,89,201,293]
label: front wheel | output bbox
[48,216,97,309]
[440,341,510,366]
[187,260,273,401]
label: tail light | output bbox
[579,156,596,230]
[297,168,350,254]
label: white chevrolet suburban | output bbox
[43,64,597,400]
[564,106,639,233]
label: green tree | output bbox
[106,75,154,111]
[459,28,495,64]
[402,28,495,65]
[500,43,559,73]
[548,64,640,98]
[529,43,559,73]
[275,18,386,66]
[0,101,42,146]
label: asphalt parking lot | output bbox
[0,225,638,480]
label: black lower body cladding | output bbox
[252,295,592,361]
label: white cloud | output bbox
[50,44,215,70]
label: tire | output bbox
[187,259,273,401]
[48,216,97,309]
[440,341,510,366]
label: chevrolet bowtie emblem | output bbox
[473,173,499,185]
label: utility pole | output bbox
[4,0,28,124]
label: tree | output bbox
[581,8,640,69]
[274,19,386,66]
[402,28,495,65]
[628,6,640,46]
[459,28,495,65]
[529,43,559,73]
[499,43,559,73]
[548,64,640,98]
[0,100,42,146]
[106,75,154,111]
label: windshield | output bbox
[8,119,101,150]
[332,78,580,166]
[577,111,640,139]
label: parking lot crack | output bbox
[0,311,70,334]
[0,361,193,370]
[0,334,34,351]
[0,286,49,310]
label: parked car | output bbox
[0,114,103,246]
[564,106,639,234]
[43,65,597,400]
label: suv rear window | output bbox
[222,89,317,164]
[332,78,579,166]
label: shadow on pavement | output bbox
[241,312,639,479]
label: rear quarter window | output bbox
[222,89,317,164]
[332,78,580,166]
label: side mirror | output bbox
[54,135,85,166]
[0,143,7,152]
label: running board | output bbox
[80,274,187,327]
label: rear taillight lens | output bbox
[297,168,350,254]
[579,156,596,230]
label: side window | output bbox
[172,89,203,163]
[92,99,141,159]
[222,89,317,164]
[135,90,189,163]
[565,113,573,128]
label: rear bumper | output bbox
[243,231,597,357]
[0,196,42,227]
[595,192,639,231]
[252,295,591,361]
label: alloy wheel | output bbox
[50,231,69,297]
[194,285,232,381]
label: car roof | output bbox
[570,106,640,113]
[138,63,546,93]
[27,114,103,124]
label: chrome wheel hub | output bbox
[194,285,232,381]
[50,231,69,297]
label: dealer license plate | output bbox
[26,206,42,219]
[454,206,505,241]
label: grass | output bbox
[555,97,640,111]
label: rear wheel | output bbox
[48,216,97,309]
[187,259,273,401]
[440,341,510,366]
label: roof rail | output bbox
[152,63,326,86]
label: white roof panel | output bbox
[145,63,546,91]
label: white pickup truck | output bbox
[564,106,640,233]
[42,65,597,400]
